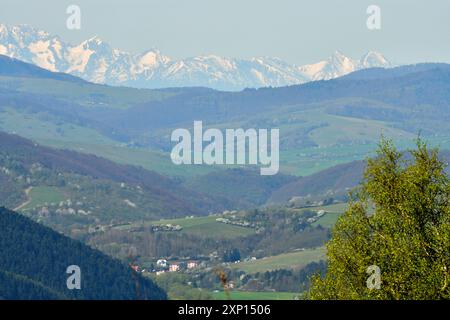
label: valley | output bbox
[0,53,449,299]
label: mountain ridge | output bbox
[0,131,239,223]
[0,23,392,90]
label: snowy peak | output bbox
[138,49,170,67]
[328,50,356,70]
[0,23,67,71]
[84,35,104,45]
[315,50,358,80]
[359,51,390,68]
[0,23,393,90]
[298,51,391,81]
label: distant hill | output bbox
[102,63,450,150]
[0,131,176,189]
[2,131,449,222]
[0,54,449,178]
[0,53,449,179]
[0,131,237,230]
[269,160,366,204]
[0,207,166,300]
[269,150,450,204]
[0,54,86,83]
[341,63,450,80]
[182,168,297,208]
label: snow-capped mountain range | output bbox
[0,23,392,91]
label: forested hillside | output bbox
[0,207,167,300]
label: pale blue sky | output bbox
[0,0,448,65]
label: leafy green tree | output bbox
[309,139,450,299]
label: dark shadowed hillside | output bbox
[0,207,166,300]
[269,149,450,204]
[182,168,297,208]
[269,160,366,204]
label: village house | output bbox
[157,259,168,268]
[169,264,180,272]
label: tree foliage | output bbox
[309,139,450,299]
[0,207,167,300]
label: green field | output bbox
[115,215,256,239]
[212,291,300,300]
[310,203,348,228]
[22,186,65,210]
[312,213,342,228]
[231,247,326,273]
[314,202,349,213]
[155,216,255,239]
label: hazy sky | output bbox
[0,0,449,65]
